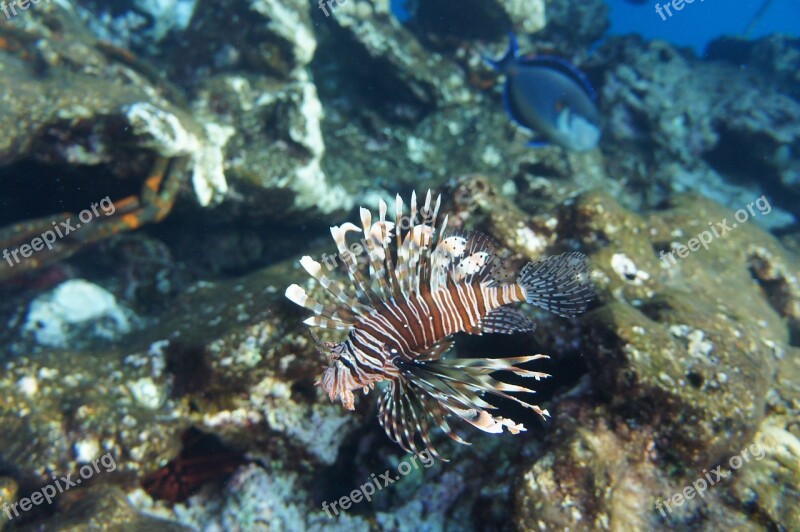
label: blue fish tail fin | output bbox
[483,32,519,72]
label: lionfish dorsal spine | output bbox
[377,199,401,298]
[298,256,366,316]
[357,207,389,301]
[330,223,375,306]
[285,282,355,328]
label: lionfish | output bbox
[285,191,593,458]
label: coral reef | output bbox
[0,0,798,530]
[510,188,800,529]
[0,6,228,207]
[595,37,800,225]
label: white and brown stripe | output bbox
[285,189,594,458]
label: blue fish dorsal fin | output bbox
[518,55,598,102]
[483,31,520,73]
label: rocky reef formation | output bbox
[513,187,799,529]
[595,36,800,228]
[0,0,798,531]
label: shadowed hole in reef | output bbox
[455,331,588,428]
[746,253,800,346]
[291,377,319,404]
[409,0,511,42]
[703,127,800,218]
[686,370,704,388]
[518,161,567,180]
[311,20,435,124]
[0,159,147,228]
[165,342,213,399]
[703,129,777,186]
[142,427,247,504]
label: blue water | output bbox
[392,0,800,53]
[608,0,800,53]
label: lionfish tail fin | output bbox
[518,252,594,318]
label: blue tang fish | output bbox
[486,34,601,152]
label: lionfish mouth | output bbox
[286,190,594,459]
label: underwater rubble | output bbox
[594,36,800,226]
[0,0,798,531]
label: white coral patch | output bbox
[272,81,353,214]
[23,279,132,347]
[17,376,38,397]
[290,159,353,213]
[611,253,650,285]
[290,80,325,157]
[125,102,234,206]
[74,438,101,462]
[686,329,714,359]
[481,145,502,166]
[516,226,548,256]
[406,136,436,164]
[134,0,197,41]
[128,377,165,409]
[193,122,234,207]
[250,0,316,66]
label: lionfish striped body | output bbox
[286,191,593,458]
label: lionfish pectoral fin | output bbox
[319,363,358,410]
[402,355,551,438]
[442,406,526,435]
[518,252,595,318]
[471,307,537,335]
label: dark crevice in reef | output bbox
[456,330,589,428]
[312,416,396,515]
[791,326,800,349]
[703,127,800,221]
[142,427,247,504]
[747,255,791,312]
[703,129,777,185]
[406,0,511,44]
[746,253,800,347]
[311,21,436,125]
[144,212,331,279]
[0,158,149,228]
